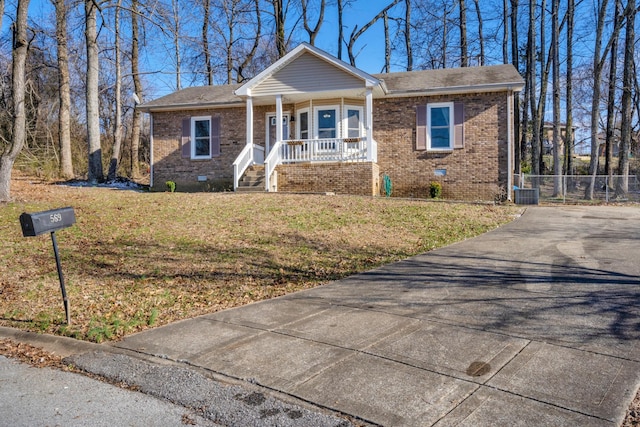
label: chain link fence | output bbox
[516,175,640,203]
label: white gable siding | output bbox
[252,52,364,96]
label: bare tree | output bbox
[586,0,611,199]
[202,0,213,85]
[459,0,467,66]
[337,0,345,59]
[301,0,325,45]
[472,0,483,66]
[172,0,182,90]
[130,0,142,178]
[55,0,73,179]
[564,0,575,178]
[234,0,262,83]
[615,1,636,196]
[502,0,508,64]
[107,0,123,181]
[85,0,103,184]
[0,0,30,201]
[405,0,412,70]
[527,0,539,177]
[510,0,522,173]
[604,0,622,183]
[383,10,391,72]
[272,0,286,58]
[347,0,401,67]
[551,0,560,196]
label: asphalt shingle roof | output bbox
[138,64,523,111]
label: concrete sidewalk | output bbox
[103,206,640,426]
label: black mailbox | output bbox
[20,207,76,237]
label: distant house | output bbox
[138,43,524,201]
[542,122,578,155]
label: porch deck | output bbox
[233,137,377,192]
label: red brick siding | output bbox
[373,92,509,200]
[151,108,246,190]
[276,162,380,196]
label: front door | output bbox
[266,114,289,157]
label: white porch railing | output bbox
[264,140,282,191]
[233,143,264,190]
[263,137,376,192]
[280,137,371,163]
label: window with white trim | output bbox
[344,106,363,138]
[297,109,309,140]
[191,116,212,159]
[315,106,338,139]
[427,103,454,150]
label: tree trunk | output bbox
[615,1,635,196]
[536,0,547,176]
[472,0,484,66]
[502,0,508,64]
[605,0,621,185]
[586,0,610,200]
[202,0,213,85]
[459,0,467,66]
[528,0,539,179]
[337,0,344,60]
[551,0,560,196]
[383,11,390,72]
[405,0,412,71]
[564,0,575,181]
[172,0,181,90]
[85,0,103,184]
[273,0,286,58]
[55,0,73,179]
[131,0,142,178]
[510,0,521,174]
[108,0,123,181]
[0,0,30,202]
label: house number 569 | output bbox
[50,213,62,223]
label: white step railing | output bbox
[264,140,282,192]
[232,143,264,191]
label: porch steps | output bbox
[236,165,266,192]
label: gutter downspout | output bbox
[149,113,154,189]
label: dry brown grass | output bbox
[1,174,521,342]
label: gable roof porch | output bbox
[233,43,383,192]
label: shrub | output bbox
[165,181,176,192]
[429,181,442,198]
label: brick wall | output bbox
[373,92,510,201]
[276,162,380,196]
[151,108,247,191]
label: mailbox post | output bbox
[19,207,76,325]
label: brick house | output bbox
[138,43,524,201]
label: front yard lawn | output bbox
[1,175,521,342]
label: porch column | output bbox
[365,87,373,161]
[246,95,253,147]
[276,95,283,143]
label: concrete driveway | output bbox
[103,206,640,425]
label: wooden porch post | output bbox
[365,87,374,161]
[246,95,253,148]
